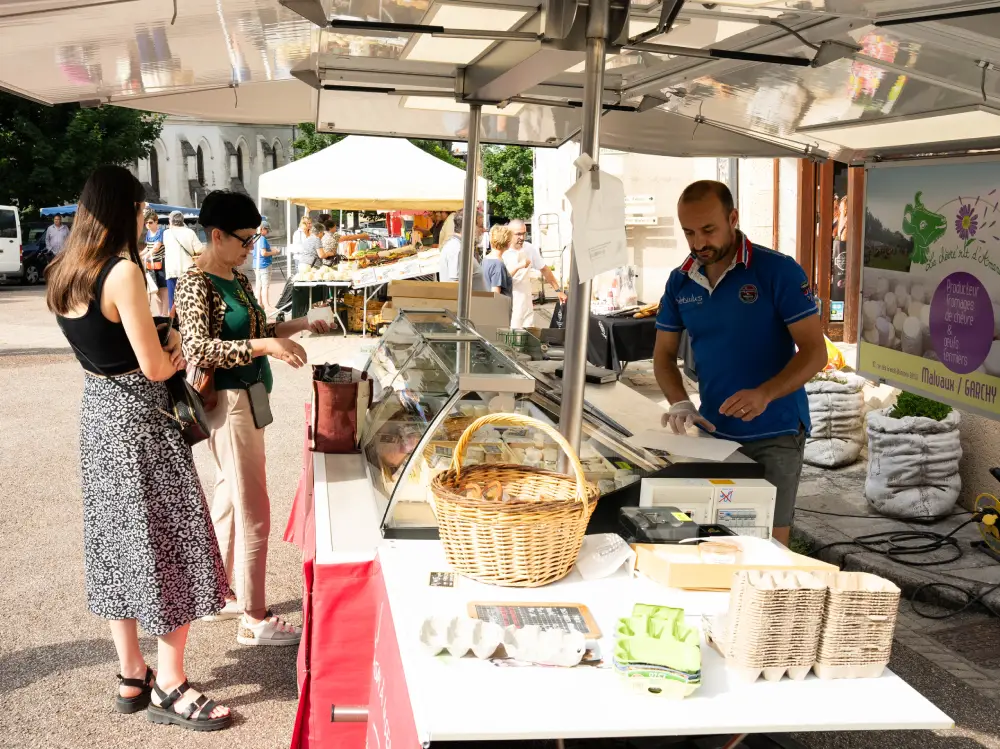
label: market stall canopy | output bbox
[3,1,1000,162]
[257,135,488,211]
[40,202,200,218]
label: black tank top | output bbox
[58,257,142,375]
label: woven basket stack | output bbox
[707,569,900,683]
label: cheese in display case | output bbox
[358,310,765,539]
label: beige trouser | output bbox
[207,389,270,615]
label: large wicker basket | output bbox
[430,414,598,587]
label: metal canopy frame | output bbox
[7,0,1000,447]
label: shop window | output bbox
[149,149,159,198]
[829,164,849,321]
[196,146,205,186]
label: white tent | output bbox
[258,135,488,212]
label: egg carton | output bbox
[419,618,587,667]
[704,614,815,685]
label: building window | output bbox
[271,148,278,171]
[196,146,205,186]
[149,149,159,198]
[236,145,245,184]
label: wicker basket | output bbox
[812,572,900,679]
[430,414,598,587]
[346,299,386,333]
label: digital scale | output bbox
[638,478,777,539]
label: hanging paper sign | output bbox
[565,153,629,283]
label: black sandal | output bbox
[146,680,232,732]
[114,666,155,714]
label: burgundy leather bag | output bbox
[310,367,372,453]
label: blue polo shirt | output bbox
[656,235,817,442]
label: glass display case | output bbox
[360,309,674,539]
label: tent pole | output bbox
[458,103,483,323]
[285,200,293,275]
[558,0,609,454]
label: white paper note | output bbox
[628,430,741,462]
[565,153,628,283]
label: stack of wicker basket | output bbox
[813,571,901,679]
[720,570,828,683]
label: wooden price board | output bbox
[468,602,601,638]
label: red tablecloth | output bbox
[286,406,380,749]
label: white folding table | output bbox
[370,541,953,746]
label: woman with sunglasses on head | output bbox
[48,166,232,732]
[174,190,330,647]
[143,210,169,316]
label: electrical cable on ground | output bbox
[803,509,1000,620]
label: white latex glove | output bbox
[661,400,717,435]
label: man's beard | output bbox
[693,231,737,266]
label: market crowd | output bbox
[46,163,824,733]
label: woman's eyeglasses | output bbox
[224,229,261,249]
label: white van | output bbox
[0,205,21,275]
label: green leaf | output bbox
[888,391,953,421]
[0,93,163,215]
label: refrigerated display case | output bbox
[360,309,763,539]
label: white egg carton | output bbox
[419,617,586,667]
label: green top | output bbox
[208,273,274,394]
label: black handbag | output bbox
[70,336,211,447]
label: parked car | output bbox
[19,223,53,285]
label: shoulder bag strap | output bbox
[67,337,183,427]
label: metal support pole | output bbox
[285,200,294,276]
[558,0,609,453]
[458,103,483,323]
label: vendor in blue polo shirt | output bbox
[653,180,827,546]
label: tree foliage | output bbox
[291,123,345,159]
[0,93,163,214]
[292,124,464,170]
[482,145,533,220]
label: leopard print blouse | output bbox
[174,266,277,370]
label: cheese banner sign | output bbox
[859,160,1000,417]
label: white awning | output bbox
[257,134,488,211]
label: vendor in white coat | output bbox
[508,220,566,307]
[502,237,534,328]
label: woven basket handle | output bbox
[450,412,590,510]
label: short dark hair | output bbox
[678,180,735,215]
[199,190,262,235]
[453,211,464,234]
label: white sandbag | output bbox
[804,373,867,468]
[865,408,962,519]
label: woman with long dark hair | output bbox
[48,165,233,732]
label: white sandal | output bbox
[237,614,302,647]
[201,599,242,622]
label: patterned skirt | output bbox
[79,373,230,636]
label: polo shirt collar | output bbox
[679,232,754,274]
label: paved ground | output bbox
[3,283,1000,749]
